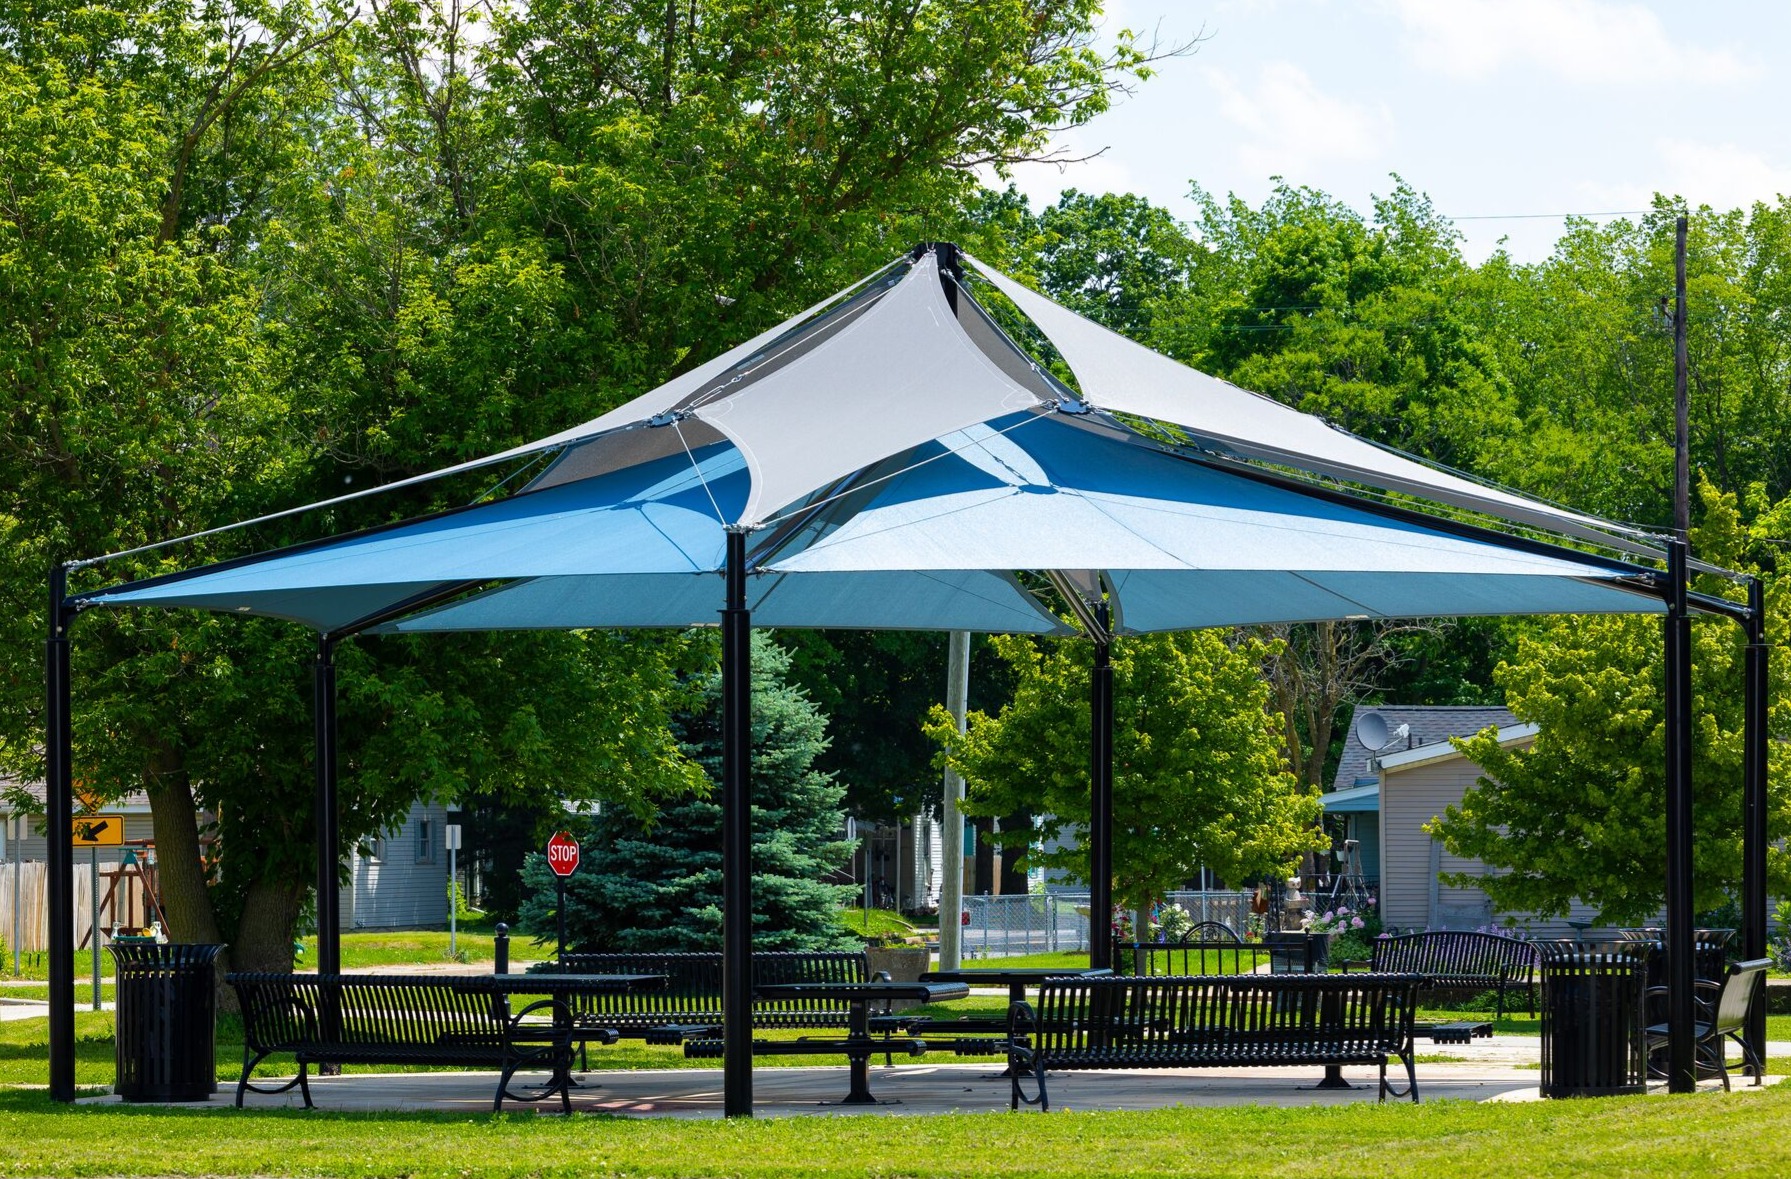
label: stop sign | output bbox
[546,831,580,877]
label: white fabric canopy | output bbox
[692,252,1045,526]
[963,253,1660,558]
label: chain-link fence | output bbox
[959,890,1258,958]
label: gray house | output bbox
[1326,706,1606,938]
[342,799,456,930]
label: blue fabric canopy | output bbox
[78,250,1667,635]
[87,444,745,631]
[85,411,1658,634]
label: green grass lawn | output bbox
[4,925,512,981]
[2,1075,1790,1178]
[0,983,113,1002]
[959,950,1092,970]
[836,908,914,940]
[296,922,509,969]
[7,1010,1791,1177]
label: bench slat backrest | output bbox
[751,951,870,1027]
[232,973,322,1053]
[228,973,509,1052]
[335,976,505,1049]
[557,950,869,1027]
[557,953,726,1021]
[1370,931,1538,979]
[1029,974,1419,1057]
[1121,941,1269,978]
[1122,935,1321,977]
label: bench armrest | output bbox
[1008,999,1037,1042]
[506,996,572,1038]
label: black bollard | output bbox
[494,923,509,975]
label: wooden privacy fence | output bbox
[0,861,150,953]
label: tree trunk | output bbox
[142,748,232,1007]
[232,877,307,974]
[144,753,223,946]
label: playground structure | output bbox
[1,840,167,959]
[77,842,169,947]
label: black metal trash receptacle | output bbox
[1538,941,1646,1098]
[109,943,225,1102]
[1264,931,1322,973]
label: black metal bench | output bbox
[555,950,896,1045]
[1121,933,1324,977]
[1007,973,1423,1111]
[1364,931,1539,1018]
[228,973,596,1112]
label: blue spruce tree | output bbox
[521,633,858,951]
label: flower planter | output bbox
[865,946,930,1010]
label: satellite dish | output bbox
[1354,712,1388,751]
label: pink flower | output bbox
[1351,916,1365,929]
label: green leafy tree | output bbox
[1431,480,1791,923]
[1156,180,1519,474]
[1,0,1152,973]
[773,630,1017,824]
[923,632,1325,911]
[1462,198,1791,524]
[1017,188,1204,337]
[519,634,857,952]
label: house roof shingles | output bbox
[1330,705,1516,793]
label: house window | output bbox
[416,817,434,864]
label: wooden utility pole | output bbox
[1674,214,1690,540]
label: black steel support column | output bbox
[721,530,753,1118]
[1663,539,1696,1093]
[1742,576,1769,1065]
[46,564,75,1102]
[1089,604,1114,971]
[313,636,341,975]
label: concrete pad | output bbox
[67,1034,1791,1117]
[81,1058,1539,1117]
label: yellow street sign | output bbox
[72,816,124,846]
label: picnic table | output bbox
[915,968,1115,1071]
[229,971,665,1112]
[920,967,1114,1006]
[747,980,969,1104]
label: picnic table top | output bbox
[423,973,667,993]
[920,968,1113,985]
[752,980,970,1003]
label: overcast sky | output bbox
[995,0,1791,263]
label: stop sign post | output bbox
[546,831,579,964]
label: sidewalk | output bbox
[81,1046,1786,1118]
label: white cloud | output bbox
[974,132,1146,211]
[1390,0,1752,85]
[1207,61,1392,177]
[1656,139,1791,208]
[1569,139,1791,217]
